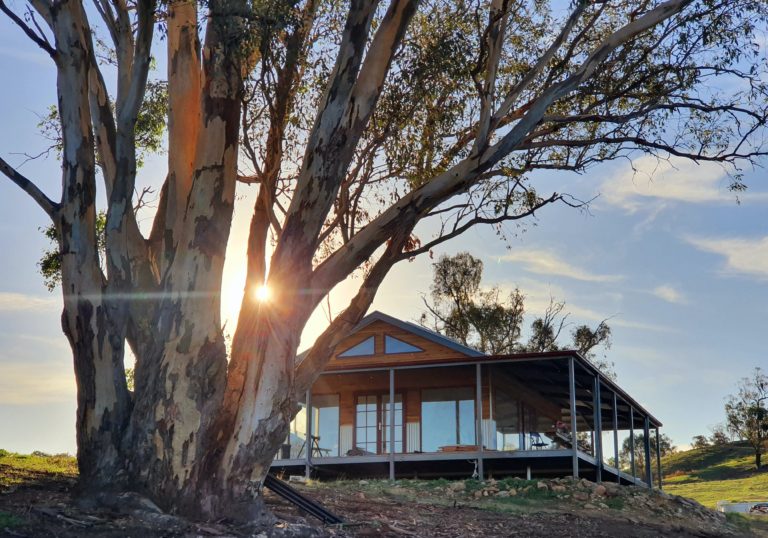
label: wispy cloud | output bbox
[0,292,58,312]
[599,155,768,212]
[0,361,75,405]
[652,285,687,305]
[686,235,768,280]
[498,279,675,334]
[497,249,622,283]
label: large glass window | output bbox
[421,387,475,452]
[311,394,340,457]
[279,402,307,459]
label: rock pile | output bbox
[438,476,735,536]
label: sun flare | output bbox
[255,284,271,302]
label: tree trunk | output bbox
[52,0,132,490]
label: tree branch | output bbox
[0,156,58,218]
[0,0,55,57]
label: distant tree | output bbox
[620,431,676,480]
[725,368,768,469]
[125,368,135,392]
[709,423,732,446]
[422,253,613,369]
[526,296,568,353]
[525,295,615,378]
[571,320,613,379]
[691,435,710,449]
[421,252,525,354]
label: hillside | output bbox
[0,449,761,537]
[662,441,768,508]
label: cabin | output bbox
[272,311,663,488]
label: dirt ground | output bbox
[0,469,765,537]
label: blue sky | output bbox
[1,16,767,456]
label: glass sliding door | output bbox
[383,394,403,453]
[421,387,476,452]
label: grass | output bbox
[0,449,77,488]
[0,511,23,528]
[660,442,768,509]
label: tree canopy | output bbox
[725,367,768,469]
[1,0,767,520]
[422,252,614,376]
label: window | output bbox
[421,387,476,452]
[384,335,423,354]
[338,336,375,357]
[311,394,340,457]
[355,395,378,454]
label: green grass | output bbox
[0,511,23,528]
[0,450,77,488]
[661,442,768,509]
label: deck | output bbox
[271,448,650,487]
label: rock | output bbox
[536,481,548,490]
[593,484,607,497]
[449,481,466,492]
[583,503,598,510]
[495,491,510,498]
[573,491,590,502]
[473,490,483,499]
[551,485,567,493]
[358,480,369,485]
[385,487,406,496]
[508,488,517,496]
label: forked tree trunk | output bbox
[4,0,700,523]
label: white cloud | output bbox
[497,249,622,283]
[686,235,768,280]
[652,285,687,305]
[599,155,768,212]
[0,292,58,312]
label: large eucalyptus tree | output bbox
[1,0,767,520]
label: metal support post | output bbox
[655,427,663,490]
[629,407,636,483]
[475,363,484,480]
[389,368,395,482]
[643,416,652,489]
[305,389,312,480]
[612,392,620,483]
[593,376,603,483]
[569,357,579,478]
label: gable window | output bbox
[338,336,375,357]
[384,335,423,354]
